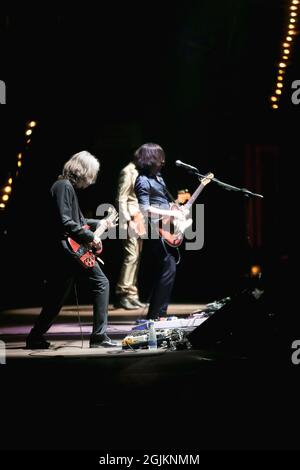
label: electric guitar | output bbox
[67,207,118,268]
[157,172,214,247]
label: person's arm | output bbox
[116,168,132,223]
[134,176,186,219]
[52,182,95,244]
[134,175,151,214]
[85,218,102,231]
[147,206,182,217]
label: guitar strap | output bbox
[79,208,85,225]
[165,187,177,204]
[73,187,86,225]
[78,200,87,226]
[156,176,177,204]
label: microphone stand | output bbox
[183,166,264,303]
[188,168,264,199]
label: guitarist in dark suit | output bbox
[26,151,118,349]
[134,143,189,320]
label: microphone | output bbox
[175,160,199,172]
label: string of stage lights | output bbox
[0,120,37,211]
[270,0,299,109]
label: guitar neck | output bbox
[93,210,117,239]
[185,182,205,210]
[94,220,108,239]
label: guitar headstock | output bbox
[201,172,214,186]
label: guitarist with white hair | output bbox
[26,151,118,349]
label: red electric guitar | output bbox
[67,207,118,268]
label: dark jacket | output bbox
[134,173,170,212]
[50,179,99,245]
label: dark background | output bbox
[0,2,294,309]
[0,2,297,455]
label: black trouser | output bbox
[147,239,177,319]
[28,244,109,342]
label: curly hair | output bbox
[60,151,100,188]
[134,143,165,176]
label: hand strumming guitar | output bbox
[171,206,190,220]
[92,216,118,248]
[128,219,139,236]
[92,235,102,250]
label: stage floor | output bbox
[0,303,297,450]
[0,303,205,359]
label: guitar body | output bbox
[67,207,118,268]
[68,225,103,268]
[158,205,192,248]
[157,172,214,248]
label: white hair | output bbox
[61,151,100,188]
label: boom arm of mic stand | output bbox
[189,169,264,199]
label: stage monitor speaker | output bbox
[188,288,269,352]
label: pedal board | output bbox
[122,328,172,350]
[122,328,191,350]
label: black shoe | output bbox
[129,298,146,308]
[114,297,139,310]
[25,337,51,350]
[90,338,118,348]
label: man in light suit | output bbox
[114,161,145,309]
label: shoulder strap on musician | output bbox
[156,176,176,203]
